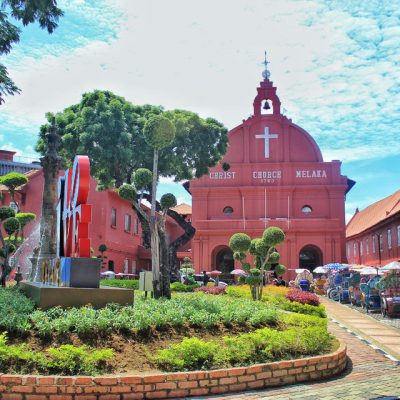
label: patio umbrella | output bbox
[230,269,248,276]
[381,261,400,272]
[207,270,222,276]
[360,266,382,275]
[313,266,328,274]
[324,263,349,270]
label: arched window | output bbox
[301,205,312,214]
[223,206,234,214]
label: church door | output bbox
[215,248,234,274]
[299,245,323,271]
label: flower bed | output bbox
[0,342,347,399]
[286,289,320,306]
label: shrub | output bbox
[133,168,153,189]
[229,233,251,252]
[262,226,285,246]
[281,300,326,318]
[170,282,200,292]
[0,288,34,332]
[194,286,226,295]
[160,193,177,210]
[0,333,113,375]
[118,184,137,201]
[154,324,333,371]
[0,206,15,221]
[100,279,138,290]
[286,289,320,306]
[154,337,220,371]
[143,115,176,149]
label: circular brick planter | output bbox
[0,342,346,400]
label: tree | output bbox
[229,227,286,300]
[36,90,228,293]
[97,244,108,269]
[0,0,63,104]
[0,172,28,212]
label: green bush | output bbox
[0,333,113,375]
[154,337,220,371]
[229,233,251,252]
[154,324,333,371]
[170,282,200,292]
[100,279,139,290]
[118,184,137,201]
[0,288,34,332]
[28,294,279,336]
[280,300,327,318]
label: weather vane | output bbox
[262,51,271,81]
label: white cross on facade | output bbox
[256,127,278,159]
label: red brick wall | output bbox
[0,343,346,399]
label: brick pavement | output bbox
[187,305,400,400]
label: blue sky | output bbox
[1,0,399,222]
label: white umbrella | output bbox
[381,261,400,272]
[230,269,248,276]
[313,266,328,274]
[360,267,382,275]
[295,268,306,274]
[101,271,115,276]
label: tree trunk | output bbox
[166,208,195,282]
[150,149,161,298]
[158,215,171,299]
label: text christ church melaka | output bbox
[189,60,353,280]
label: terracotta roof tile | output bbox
[346,189,400,237]
[171,202,192,215]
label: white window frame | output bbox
[124,214,131,232]
[397,226,400,247]
[372,236,376,253]
[379,234,383,252]
[360,241,363,256]
[387,229,392,249]
[132,260,137,274]
[111,208,117,227]
[366,238,369,255]
[353,243,357,257]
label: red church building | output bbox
[189,61,353,280]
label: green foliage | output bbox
[170,282,200,292]
[100,279,138,290]
[133,168,152,189]
[180,267,195,275]
[222,162,230,171]
[281,300,327,318]
[47,345,113,375]
[262,227,285,246]
[0,333,113,375]
[118,183,137,202]
[233,251,246,261]
[0,0,63,103]
[229,233,251,252]
[0,288,34,332]
[155,337,220,371]
[28,294,279,336]
[0,172,28,191]
[143,115,176,150]
[274,264,286,277]
[98,244,107,253]
[15,212,36,228]
[4,217,20,235]
[0,206,15,221]
[254,238,269,257]
[160,193,177,210]
[268,251,280,264]
[154,323,333,371]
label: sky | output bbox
[1,0,399,222]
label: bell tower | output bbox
[253,52,281,116]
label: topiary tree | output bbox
[0,172,28,212]
[229,227,286,300]
[143,115,176,299]
[97,244,108,269]
[15,213,36,240]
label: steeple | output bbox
[253,52,281,116]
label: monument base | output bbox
[20,282,133,310]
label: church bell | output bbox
[263,101,271,110]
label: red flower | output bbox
[194,286,226,295]
[286,289,320,306]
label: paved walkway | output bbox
[187,299,400,400]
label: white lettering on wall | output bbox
[295,170,327,178]
[209,171,236,180]
[252,170,282,184]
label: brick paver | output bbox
[187,301,400,400]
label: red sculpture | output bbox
[58,156,92,258]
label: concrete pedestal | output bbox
[20,282,133,309]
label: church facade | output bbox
[190,67,352,279]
